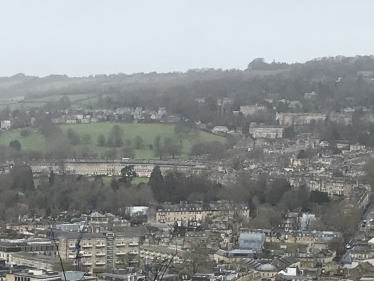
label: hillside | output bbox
[1,55,374,105]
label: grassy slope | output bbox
[0,123,225,159]
[0,131,45,151]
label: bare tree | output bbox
[183,242,211,275]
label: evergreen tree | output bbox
[118,165,137,186]
[149,166,164,202]
[9,140,21,152]
[97,134,106,146]
[49,170,55,186]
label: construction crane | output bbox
[73,215,90,271]
[73,182,103,271]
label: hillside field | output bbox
[0,123,225,159]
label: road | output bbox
[360,203,374,232]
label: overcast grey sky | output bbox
[1,1,373,77]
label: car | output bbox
[370,219,373,223]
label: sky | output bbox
[1,0,374,77]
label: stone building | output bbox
[150,201,249,224]
[30,159,206,178]
[276,112,327,126]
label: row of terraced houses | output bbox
[29,159,207,178]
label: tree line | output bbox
[0,163,361,237]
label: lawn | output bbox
[59,123,225,159]
[0,123,225,159]
[100,176,148,184]
[132,177,149,184]
[0,130,45,151]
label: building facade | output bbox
[151,202,250,224]
[248,127,284,139]
[240,105,267,116]
[58,232,141,272]
[30,159,206,178]
[276,112,327,126]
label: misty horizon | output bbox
[3,54,372,79]
[2,1,374,77]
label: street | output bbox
[359,203,374,232]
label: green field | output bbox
[30,93,99,108]
[132,177,149,184]
[100,176,148,184]
[60,123,225,159]
[0,123,225,159]
[0,130,45,151]
[34,93,98,103]
[0,102,47,111]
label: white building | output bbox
[248,127,283,139]
[0,120,11,130]
[350,143,366,151]
[240,105,267,116]
[158,107,167,116]
[212,126,229,134]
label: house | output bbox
[240,105,267,116]
[276,112,327,126]
[248,127,284,139]
[1,120,11,130]
[304,91,318,99]
[278,212,300,232]
[212,126,229,135]
[151,201,249,224]
[158,107,167,116]
[64,116,77,124]
[351,143,366,151]
[319,141,330,148]
[336,141,350,150]
[140,245,185,264]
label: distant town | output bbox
[2,56,374,281]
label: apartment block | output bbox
[58,230,143,272]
